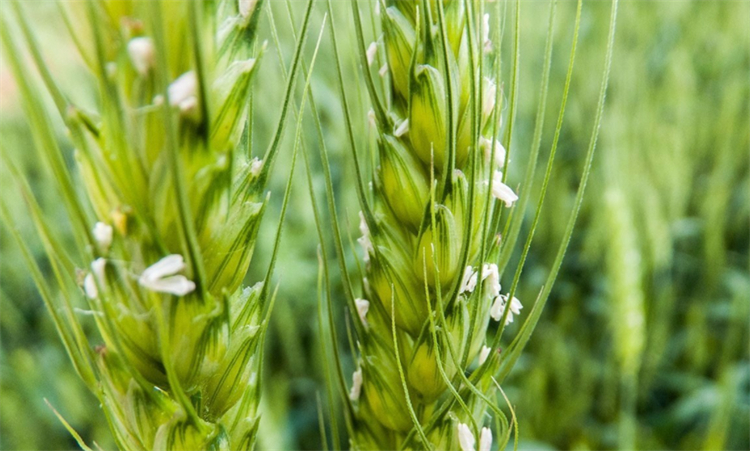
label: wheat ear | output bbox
[0,0,314,448]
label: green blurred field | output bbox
[1,1,748,450]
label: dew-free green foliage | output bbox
[0,1,748,450]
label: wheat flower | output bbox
[355,298,371,327]
[126,37,155,75]
[478,345,492,365]
[460,265,479,294]
[491,294,523,325]
[479,427,493,451]
[489,171,519,207]
[92,222,113,251]
[138,254,195,296]
[458,423,476,451]
[350,368,364,401]
[83,258,107,300]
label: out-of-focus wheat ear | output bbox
[604,183,644,451]
[2,0,323,446]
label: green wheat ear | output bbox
[0,0,315,448]
[308,0,619,449]
[336,1,521,448]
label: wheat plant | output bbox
[0,0,315,449]
[343,1,522,448]
[307,0,618,449]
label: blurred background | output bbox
[1,1,748,450]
